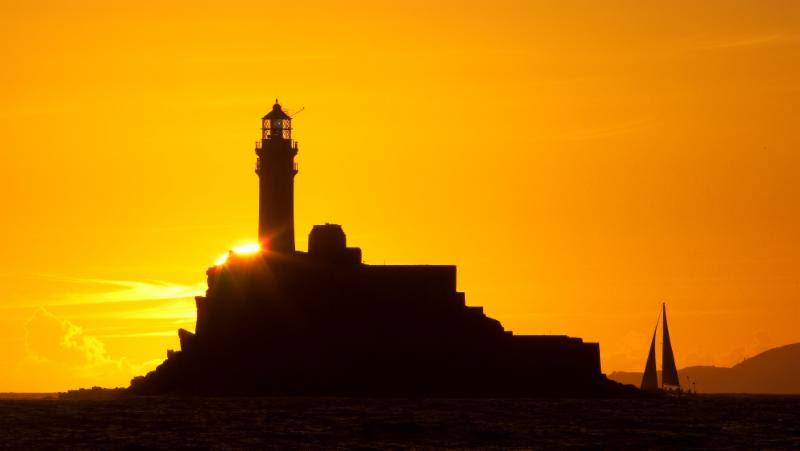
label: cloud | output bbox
[0,276,206,311]
[12,308,162,391]
[547,118,654,142]
[24,308,109,367]
[0,274,203,391]
[46,276,206,306]
[699,34,799,50]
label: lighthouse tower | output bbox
[256,100,298,253]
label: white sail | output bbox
[661,303,681,388]
[640,306,662,391]
[640,326,659,391]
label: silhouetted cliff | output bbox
[130,245,628,396]
[609,343,800,394]
[128,105,630,396]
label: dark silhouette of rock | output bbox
[59,387,128,400]
[129,101,630,396]
[609,343,800,394]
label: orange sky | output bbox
[1,0,798,391]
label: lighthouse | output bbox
[131,99,608,397]
[255,100,298,253]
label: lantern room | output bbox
[261,100,292,140]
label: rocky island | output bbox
[130,101,627,396]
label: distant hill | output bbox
[609,343,800,394]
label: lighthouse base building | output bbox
[129,103,627,396]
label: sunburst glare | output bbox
[215,242,262,266]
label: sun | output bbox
[215,242,262,266]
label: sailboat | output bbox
[640,303,681,392]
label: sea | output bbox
[1,395,798,448]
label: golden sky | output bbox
[1,0,798,391]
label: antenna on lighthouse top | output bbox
[290,107,305,118]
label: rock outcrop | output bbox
[130,229,624,396]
